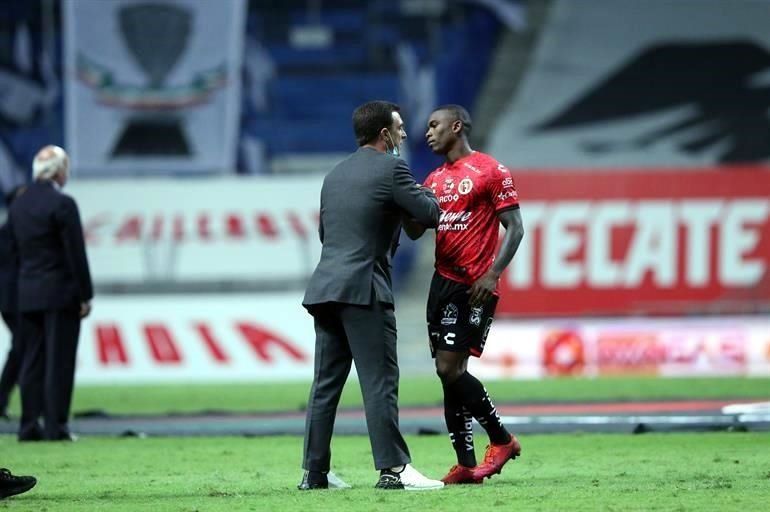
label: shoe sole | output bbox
[404,483,445,491]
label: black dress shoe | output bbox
[17,430,43,443]
[297,470,328,490]
[0,468,37,499]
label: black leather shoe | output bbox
[297,470,328,490]
[17,430,43,443]
[0,468,37,499]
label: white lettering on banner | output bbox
[510,204,544,287]
[509,199,769,290]
[721,200,769,286]
[85,210,317,245]
[587,202,631,287]
[543,202,590,287]
[679,201,723,286]
[93,321,306,366]
[625,202,676,287]
[65,293,318,384]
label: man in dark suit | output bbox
[0,186,25,419]
[9,145,93,441]
[298,101,444,491]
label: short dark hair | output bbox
[434,104,472,136]
[352,101,401,147]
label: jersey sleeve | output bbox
[486,160,519,211]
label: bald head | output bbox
[33,145,69,184]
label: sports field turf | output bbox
[2,377,768,511]
[2,433,768,511]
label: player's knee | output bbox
[435,361,462,384]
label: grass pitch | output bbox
[1,377,768,510]
[2,433,768,511]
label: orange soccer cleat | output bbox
[472,434,522,481]
[441,464,483,485]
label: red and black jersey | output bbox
[423,151,519,289]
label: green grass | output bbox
[2,378,768,510]
[2,433,768,511]
[3,376,766,417]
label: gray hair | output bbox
[32,145,69,181]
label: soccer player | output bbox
[403,104,524,484]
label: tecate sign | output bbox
[497,168,770,316]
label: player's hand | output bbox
[467,271,499,307]
[80,301,92,318]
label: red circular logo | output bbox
[542,330,586,376]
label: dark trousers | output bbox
[0,311,21,412]
[17,307,81,440]
[303,301,411,471]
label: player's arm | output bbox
[402,213,428,240]
[467,208,524,306]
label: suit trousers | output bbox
[17,307,81,440]
[302,300,411,471]
[0,312,21,411]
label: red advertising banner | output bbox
[499,166,770,316]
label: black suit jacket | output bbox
[303,147,440,307]
[0,219,16,313]
[9,181,93,312]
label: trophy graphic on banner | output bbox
[112,3,192,157]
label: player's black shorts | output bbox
[426,271,498,358]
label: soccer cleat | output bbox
[0,468,37,499]
[375,464,444,491]
[472,434,522,481]
[441,464,483,485]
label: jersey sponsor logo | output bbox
[438,194,460,204]
[441,303,459,325]
[439,211,472,223]
[443,177,455,194]
[458,178,474,195]
[437,223,469,232]
[469,305,483,326]
[480,318,493,349]
[497,189,518,201]
[501,177,514,188]
[438,210,472,232]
